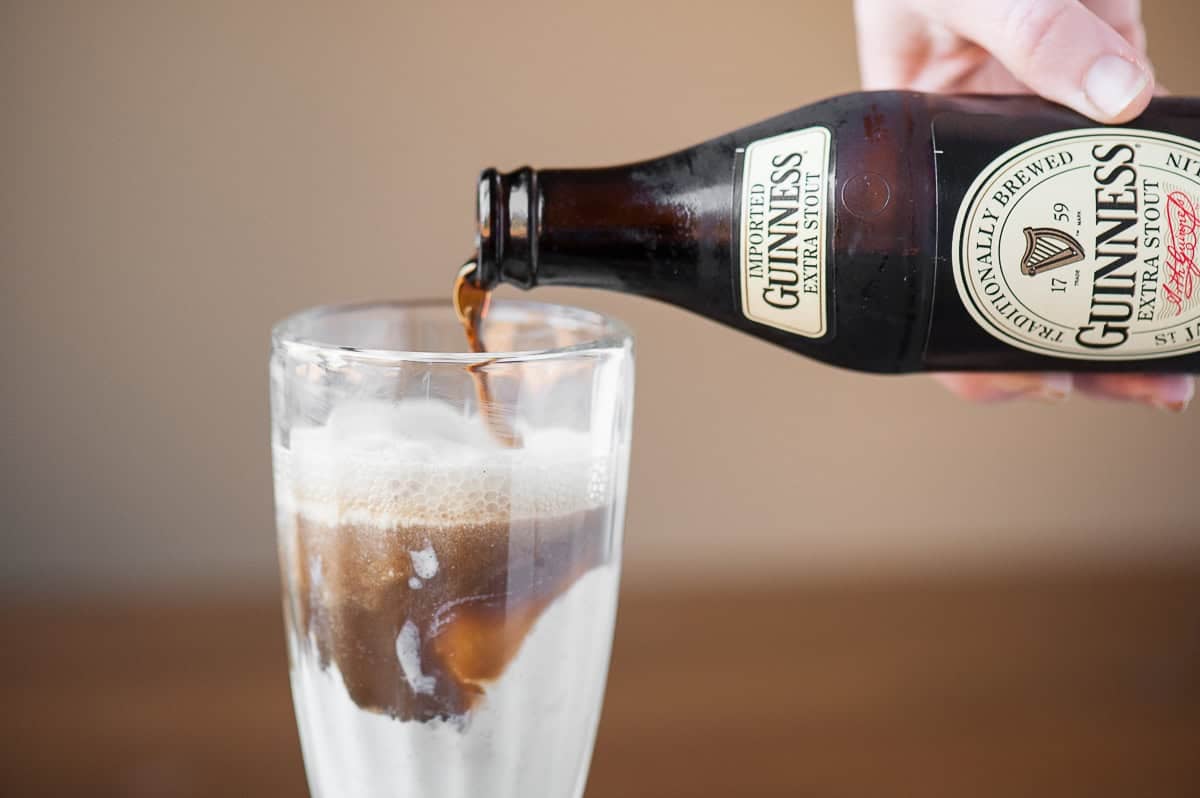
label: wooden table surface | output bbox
[3,563,1199,797]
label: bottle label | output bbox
[952,128,1200,360]
[739,126,831,338]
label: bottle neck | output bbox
[474,159,715,295]
[475,167,538,290]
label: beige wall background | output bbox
[3,0,1199,596]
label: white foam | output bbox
[409,544,439,579]
[395,620,436,696]
[290,565,620,798]
[276,399,613,528]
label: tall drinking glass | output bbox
[269,300,634,798]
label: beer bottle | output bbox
[470,91,1200,372]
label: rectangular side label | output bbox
[739,126,831,338]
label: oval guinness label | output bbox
[952,128,1200,360]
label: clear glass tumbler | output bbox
[269,300,634,798]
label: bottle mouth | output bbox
[474,167,502,289]
[474,166,537,290]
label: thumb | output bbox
[936,0,1154,122]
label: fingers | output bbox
[1074,374,1195,411]
[926,0,1154,122]
[1081,0,1147,50]
[933,372,1195,411]
[854,0,931,89]
[933,373,1073,402]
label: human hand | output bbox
[854,0,1193,411]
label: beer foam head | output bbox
[278,399,611,527]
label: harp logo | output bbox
[952,129,1200,360]
[1019,228,1085,276]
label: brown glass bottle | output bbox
[472,91,1200,373]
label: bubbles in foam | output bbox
[279,399,613,527]
[326,399,498,450]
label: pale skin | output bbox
[855,0,1195,411]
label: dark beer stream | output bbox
[454,261,521,447]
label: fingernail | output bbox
[1150,375,1197,408]
[1033,373,1073,403]
[1034,386,1070,403]
[1151,399,1189,414]
[1085,55,1151,119]
[1156,377,1193,413]
[986,373,1073,402]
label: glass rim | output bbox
[271,298,634,365]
